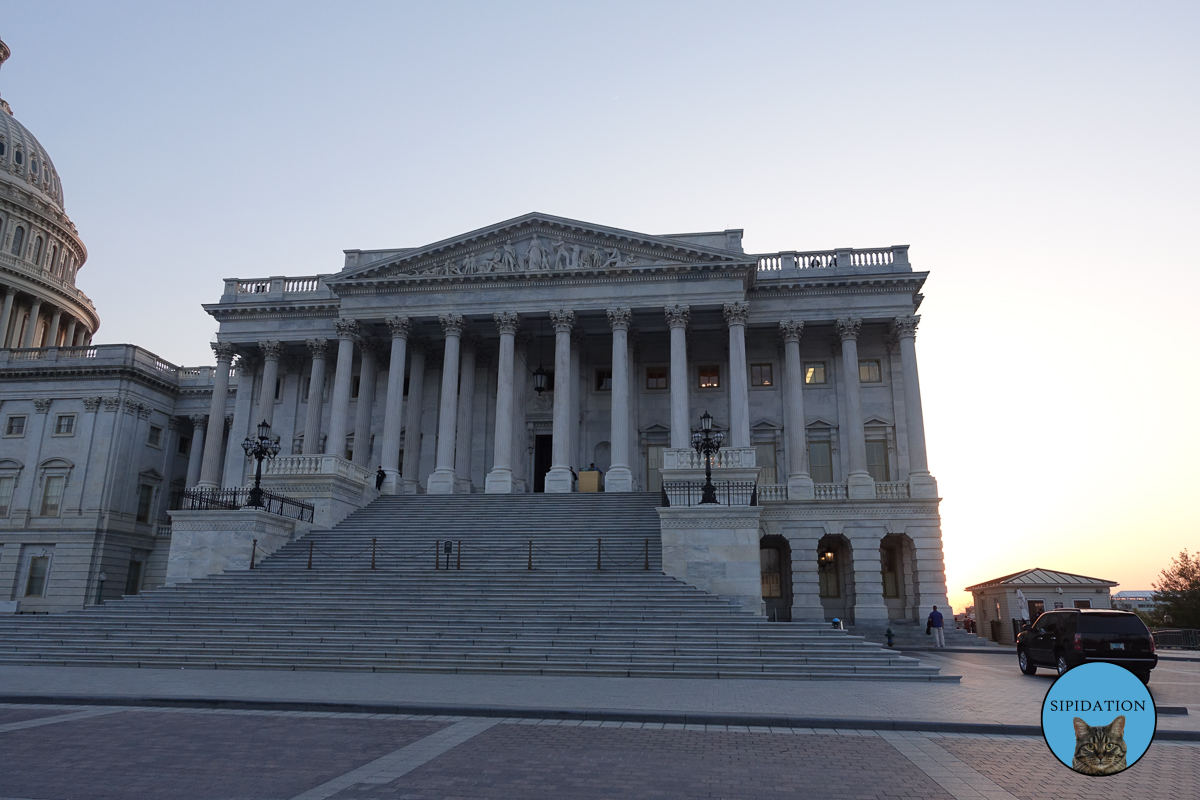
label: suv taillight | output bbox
[1073,633,1083,652]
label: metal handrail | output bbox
[660,480,758,507]
[179,487,314,523]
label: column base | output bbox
[847,472,876,500]
[380,469,404,495]
[908,471,939,498]
[604,465,632,493]
[403,478,422,495]
[454,477,474,494]
[786,474,815,501]
[543,466,574,493]
[425,469,458,495]
[485,468,515,494]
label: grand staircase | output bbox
[0,493,951,681]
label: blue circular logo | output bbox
[1041,662,1156,776]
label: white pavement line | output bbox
[0,707,125,734]
[881,732,1019,800]
[289,718,500,800]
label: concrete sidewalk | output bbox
[2,652,1197,739]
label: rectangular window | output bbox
[25,556,49,597]
[148,425,163,447]
[0,476,15,516]
[274,378,282,401]
[865,441,890,482]
[1027,599,1045,620]
[40,475,65,516]
[818,552,839,598]
[301,377,310,403]
[698,365,720,389]
[754,443,777,484]
[808,441,832,483]
[351,376,360,399]
[54,414,75,435]
[858,359,882,383]
[804,362,826,385]
[136,484,155,524]
[595,369,612,392]
[5,415,26,437]
[750,363,773,387]
[1073,599,1092,609]
[177,436,190,455]
[646,367,667,391]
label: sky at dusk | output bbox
[1,2,1196,611]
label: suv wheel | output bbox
[1055,653,1070,676]
[1018,648,1037,675]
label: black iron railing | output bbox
[179,487,314,523]
[1151,628,1199,650]
[661,480,758,508]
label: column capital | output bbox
[189,413,208,428]
[385,315,412,340]
[549,309,575,333]
[235,353,260,373]
[835,317,862,341]
[606,307,632,331]
[211,342,237,362]
[438,312,465,336]
[493,311,520,336]
[306,337,329,358]
[82,396,102,413]
[258,340,283,361]
[33,398,51,414]
[664,304,690,329]
[723,301,750,326]
[891,314,920,340]
[778,320,804,343]
[335,318,360,340]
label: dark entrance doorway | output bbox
[533,434,553,492]
[760,534,792,622]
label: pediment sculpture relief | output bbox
[399,235,642,278]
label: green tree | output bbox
[1152,549,1200,629]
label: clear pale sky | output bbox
[2,2,1196,611]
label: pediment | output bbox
[806,417,839,429]
[328,212,752,287]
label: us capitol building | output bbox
[0,38,950,632]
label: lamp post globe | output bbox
[691,411,722,505]
[243,420,279,508]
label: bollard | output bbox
[644,538,650,571]
[371,538,377,570]
[597,538,602,570]
[435,540,440,570]
[307,540,313,570]
[456,540,461,570]
[250,539,257,570]
[527,540,533,570]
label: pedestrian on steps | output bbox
[375,467,385,491]
[927,605,946,648]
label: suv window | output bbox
[1033,614,1057,635]
[1077,613,1148,635]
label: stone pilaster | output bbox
[302,338,328,455]
[779,320,814,500]
[256,340,282,427]
[426,313,464,494]
[486,312,520,493]
[185,414,207,488]
[197,342,235,488]
[325,319,359,460]
[664,304,690,449]
[544,309,576,493]
[378,317,411,494]
[891,315,937,499]
[723,302,751,449]
[352,338,380,467]
[836,317,874,499]
[606,307,633,492]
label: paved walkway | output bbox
[0,652,1196,734]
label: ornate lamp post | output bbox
[242,420,281,508]
[690,410,723,505]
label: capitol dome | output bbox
[0,38,98,348]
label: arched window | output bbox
[32,237,43,265]
[49,245,57,274]
[10,226,24,256]
[14,150,22,165]
[30,160,38,174]
[0,141,5,156]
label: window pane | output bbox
[148,426,162,446]
[595,369,612,391]
[136,485,154,523]
[859,360,882,383]
[25,556,49,597]
[6,416,24,436]
[751,363,773,387]
[809,442,832,483]
[41,475,65,516]
[698,366,720,389]
[55,415,74,435]
[866,441,889,482]
[0,476,14,516]
[646,368,667,390]
[804,362,826,384]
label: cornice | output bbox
[759,500,941,519]
[205,303,341,322]
[0,263,99,327]
[750,272,927,299]
[0,363,182,395]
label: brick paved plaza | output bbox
[1,652,1197,799]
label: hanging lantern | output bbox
[533,364,548,394]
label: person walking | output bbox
[927,605,946,648]
[375,466,386,491]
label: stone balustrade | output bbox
[755,246,909,276]
[0,343,224,387]
[661,447,757,470]
[814,483,849,501]
[263,454,371,485]
[228,275,331,298]
[874,481,911,499]
[0,250,97,313]
[757,484,788,503]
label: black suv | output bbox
[1016,609,1157,684]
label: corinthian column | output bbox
[326,319,359,460]
[665,304,690,449]
[836,317,874,499]
[606,308,633,492]
[543,309,576,493]
[426,314,464,494]
[352,339,380,466]
[486,312,520,493]
[256,341,282,427]
[185,414,207,488]
[46,308,62,347]
[780,320,814,500]
[0,288,15,348]
[453,336,478,492]
[892,315,938,498]
[401,340,427,493]
[724,302,751,449]
[378,317,410,494]
[197,343,236,488]
[302,339,328,454]
[21,298,42,348]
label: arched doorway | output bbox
[760,534,792,622]
[880,534,918,622]
[817,534,854,623]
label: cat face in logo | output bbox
[1071,715,1128,776]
